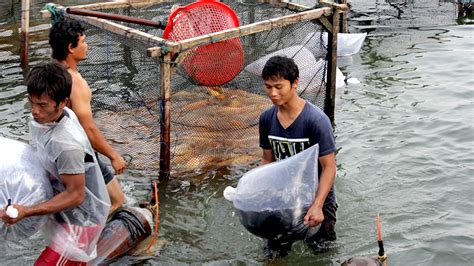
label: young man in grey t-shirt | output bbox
[1,62,110,264]
[258,56,337,259]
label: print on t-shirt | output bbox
[268,135,310,161]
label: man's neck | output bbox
[278,96,305,115]
[58,57,79,71]
[55,110,66,122]
[276,96,305,129]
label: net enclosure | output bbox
[43,0,347,178]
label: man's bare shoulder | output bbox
[68,70,91,91]
[67,70,92,105]
[67,69,87,84]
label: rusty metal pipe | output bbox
[66,7,167,29]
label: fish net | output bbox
[65,0,334,175]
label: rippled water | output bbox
[0,1,473,265]
[335,24,474,266]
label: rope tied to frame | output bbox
[44,3,64,25]
[145,180,159,251]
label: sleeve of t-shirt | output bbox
[313,114,336,157]
[259,110,271,149]
[56,149,86,175]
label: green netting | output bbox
[67,1,331,175]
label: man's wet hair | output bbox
[26,62,72,106]
[262,55,299,85]
[49,17,85,61]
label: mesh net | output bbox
[70,1,330,175]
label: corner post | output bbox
[325,7,340,124]
[159,52,172,180]
[20,0,30,70]
[340,0,348,33]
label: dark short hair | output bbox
[26,62,72,106]
[49,17,85,61]
[262,55,299,85]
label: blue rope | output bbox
[44,3,63,25]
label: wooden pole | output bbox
[41,0,172,16]
[20,0,30,70]
[341,0,348,33]
[325,8,340,124]
[159,53,172,180]
[147,7,332,57]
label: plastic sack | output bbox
[244,45,320,94]
[304,32,367,57]
[336,33,367,56]
[230,144,319,241]
[0,137,53,240]
[29,108,110,262]
[245,47,345,91]
[245,45,317,76]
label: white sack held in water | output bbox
[230,144,319,241]
[245,46,345,90]
[0,137,53,240]
[304,32,367,57]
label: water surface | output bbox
[0,1,473,265]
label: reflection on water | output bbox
[1,0,473,265]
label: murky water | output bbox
[1,0,473,265]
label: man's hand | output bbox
[111,154,126,175]
[304,205,324,227]
[0,204,29,225]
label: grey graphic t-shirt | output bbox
[259,102,336,204]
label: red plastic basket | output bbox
[163,0,244,86]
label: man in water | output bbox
[258,55,337,258]
[1,62,110,264]
[49,17,125,215]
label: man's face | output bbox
[70,34,88,61]
[28,93,66,124]
[264,76,298,106]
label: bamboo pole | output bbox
[320,0,349,12]
[44,3,332,59]
[258,0,285,7]
[340,0,348,33]
[279,0,313,12]
[284,2,312,12]
[325,9,340,123]
[159,53,172,180]
[262,0,310,10]
[147,7,332,57]
[20,0,30,69]
[318,16,333,33]
[41,0,172,18]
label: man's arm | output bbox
[304,152,336,227]
[0,173,85,225]
[70,76,125,175]
[260,148,275,166]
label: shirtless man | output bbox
[49,17,125,215]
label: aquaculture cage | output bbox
[42,0,347,179]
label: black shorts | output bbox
[305,200,338,243]
[263,200,338,259]
[96,154,114,184]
